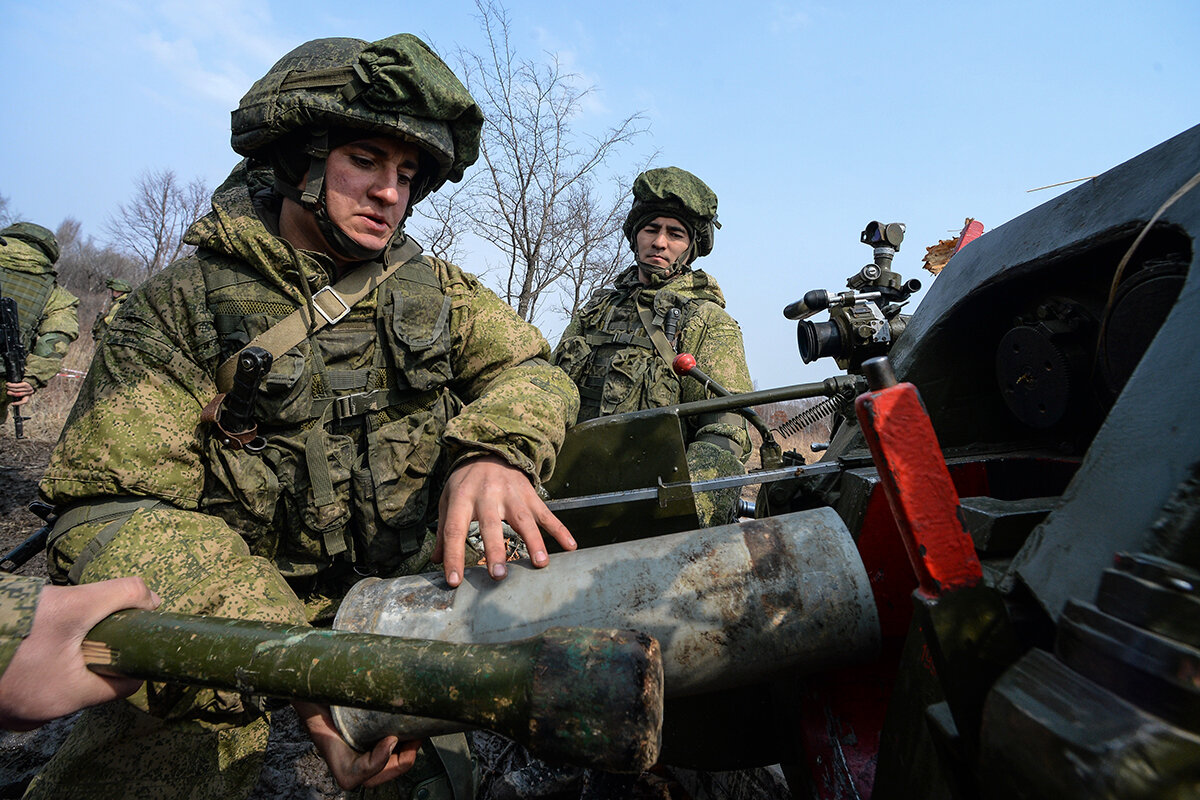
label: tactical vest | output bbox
[558,284,696,422]
[0,266,56,353]
[200,254,460,582]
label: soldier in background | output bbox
[30,33,577,799]
[554,168,752,527]
[0,223,80,428]
[90,277,132,344]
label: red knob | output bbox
[672,353,697,375]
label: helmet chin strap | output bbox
[633,237,698,286]
[272,129,405,264]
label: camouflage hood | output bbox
[613,264,728,308]
[184,160,387,304]
[0,236,58,276]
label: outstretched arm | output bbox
[0,576,160,730]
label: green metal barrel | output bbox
[84,611,663,772]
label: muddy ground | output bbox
[0,432,790,799]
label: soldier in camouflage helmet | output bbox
[0,222,80,426]
[30,33,578,799]
[91,277,133,344]
[554,167,753,527]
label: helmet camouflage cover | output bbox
[106,277,132,293]
[622,167,719,262]
[0,222,60,263]
[231,33,484,202]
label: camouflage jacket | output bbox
[0,575,41,680]
[554,264,752,461]
[0,238,79,389]
[42,161,578,584]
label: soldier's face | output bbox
[636,217,690,282]
[322,137,421,253]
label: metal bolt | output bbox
[862,357,898,391]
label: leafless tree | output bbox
[105,169,209,279]
[0,194,17,228]
[554,177,629,318]
[454,0,646,324]
[55,217,140,329]
[411,179,475,266]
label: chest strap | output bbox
[214,238,422,393]
[584,330,653,349]
[635,298,681,365]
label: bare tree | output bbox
[55,217,140,329]
[0,194,18,228]
[555,177,629,318]
[455,0,646,324]
[411,179,475,266]
[105,169,210,279]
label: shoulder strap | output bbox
[635,295,681,365]
[214,238,422,392]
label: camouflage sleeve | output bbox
[23,285,79,388]
[678,302,753,463]
[40,263,215,509]
[0,575,42,680]
[437,262,580,483]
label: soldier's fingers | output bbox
[438,497,473,588]
[502,503,547,567]
[362,739,420,789]
[535,503,576,553]
[478,513,508,579]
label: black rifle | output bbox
[206,346,272,453]
[0,502,55,573]
[0,290,29,439]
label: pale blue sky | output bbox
[2,0,1196,388]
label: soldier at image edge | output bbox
[553,167,753,527]
[29,33,579,800]
[0,223,80,426]
[0,575,160,731]
[91,277,132,344]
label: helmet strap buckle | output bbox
[300,130,331,208]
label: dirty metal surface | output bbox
[333,509,880,747]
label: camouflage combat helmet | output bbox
[106,277,132,293]
[0,222,60,263]
[622,167,720,266]
[231,33,484,261]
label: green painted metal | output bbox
[84,611,663,771]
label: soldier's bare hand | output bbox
[294,700,419,790]
[0,577,161,730]
[434,454,576,587]
[4,380,33,405]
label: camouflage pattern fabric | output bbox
[0,236,80,423]
[0,575,42,679]
[232,33,483,198]
[29,160,577,799]
[554,264,751,526]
